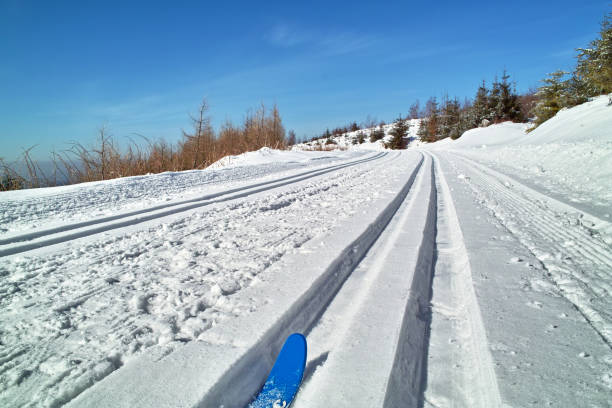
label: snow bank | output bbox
[428,122,530,150]
[426,94,612,220]
[208,147,350,169]
[293,119,422,151]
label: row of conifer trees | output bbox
[320,12,611,147]
[532,13,611,127]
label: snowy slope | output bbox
[428,94,612,224]
[294,118,422,151]
[1,97,611,408]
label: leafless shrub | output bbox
[1,98,294,191]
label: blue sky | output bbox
[0,0,609,160]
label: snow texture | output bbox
[0,95,610,407]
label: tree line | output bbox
[416,71,527,143]
[1,100,293,191]
[3,13,609,190]
[313,11,611,147]
[532,12,611,127]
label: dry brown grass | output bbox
[1,99,293,191]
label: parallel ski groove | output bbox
[294,154,434,407]
[382,154,438,408]
[445,152,612,349]
[0,152,389,257]
[423,152,503,407]
[196,154,425,407]
[1,151,406,408]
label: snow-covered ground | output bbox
[1,96,611,407]
[294,118,422,151]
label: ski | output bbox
[250,333,307,408]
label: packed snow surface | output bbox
[0,96,611,407]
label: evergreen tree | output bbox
[497,71,523,122]
[386,116,409,149]
[576,13,612,96]
[471,81,489,127]
[488,77,502,121]
[498,71,513,119]
[532,70,570,127]
[426,97,439,142]
[369,127,385,142]
[439,97,461,139]
[417,118,430,141]
[418,97,439,143]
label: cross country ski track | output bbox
[441,152,612,348]
[0,152,387,257]
[2,149,610,407]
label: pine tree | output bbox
[418,97,439,143]
[471,80,489,127]
[488,77,502,122]
[369,127,385,142]
[532,70,570,127]
[417,118,430,141]
[496,71,524,122]
[498,71,513,120]
[426,97,439,142]
[439,97,461,139]
[576,13,612,96]
[386,116,409,149]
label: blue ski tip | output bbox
[250,333,307,408]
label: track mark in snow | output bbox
[0,151,403,407]
[445,152,612,349]
[424,152,502,408]
[0,151,367,236]
[183,153,426,408]
[0,153,387,257]
[292,154,437,407]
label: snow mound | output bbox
[426,93,612,222]
[517,94,612,144]
[293,119,422,151]
[428,122,529,150]
[208,147,345,169]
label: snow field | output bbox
[0,149,367,237]
[430,152,612,406]
[444,153,612,347]
[1,95,610,407]
[67,151,424,407]
[1,151,403,407]
[424,152,502,407]
[433,95,612,221]
[295,153,434,407]
[0,152,385,257]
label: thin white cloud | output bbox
[264,23,378,56]
[264,23,310,47]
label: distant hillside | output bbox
[294,119,422,151]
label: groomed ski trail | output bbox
[0,153,387,257]
[4,146,610,407]
[440,151,612,348]
[294,152,437,407]
[1,151,404,408]
[65,152,426,407]
[422,152,501,407]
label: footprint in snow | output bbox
[526,301,543,309]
